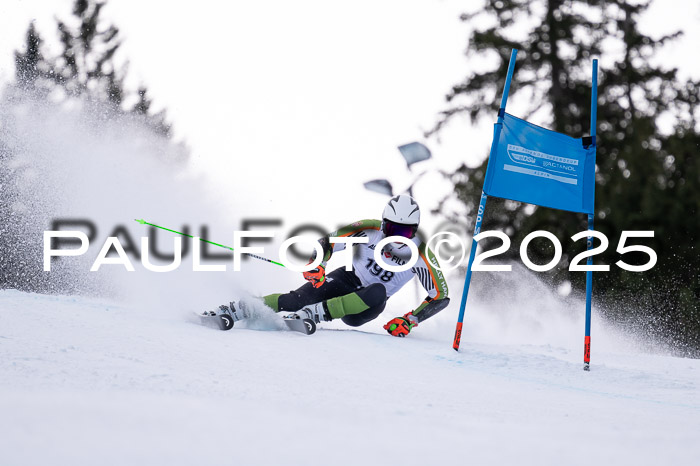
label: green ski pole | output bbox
[134,219,286,267]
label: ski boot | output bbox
[283,302,331,335]
[200,301,250,331]
[289,301,331,324]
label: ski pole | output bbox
[134,219,286,267]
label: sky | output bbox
[1,0,699,236]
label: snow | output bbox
[3,26,699,466]
[1,289,699,466]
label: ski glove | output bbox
[384,312,418,337]
[303,263,326,288]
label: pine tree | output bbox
[432,0,700,353]
[51,0,124,106]
[132,87,172,138]
[431,0,608,269]
[0,0,184,293]
[12,0,171,131]
[14,22,49,93]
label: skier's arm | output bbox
[409,241,450,321]
[304,220,381,287]
[384,242,450,337]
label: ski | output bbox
[195,312,316,335]
[282,316,316,335]
[197,311,234,331]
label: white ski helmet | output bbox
[381,194,420,238]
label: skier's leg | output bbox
[205,269,359,326]
[288,283,388,325]
[263,268,361,312]
[323,283,387,326]
[339,304,387,327]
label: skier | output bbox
[211,194,450,337]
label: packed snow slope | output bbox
[1,289,699,466]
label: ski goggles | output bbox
[382,220,418,239]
